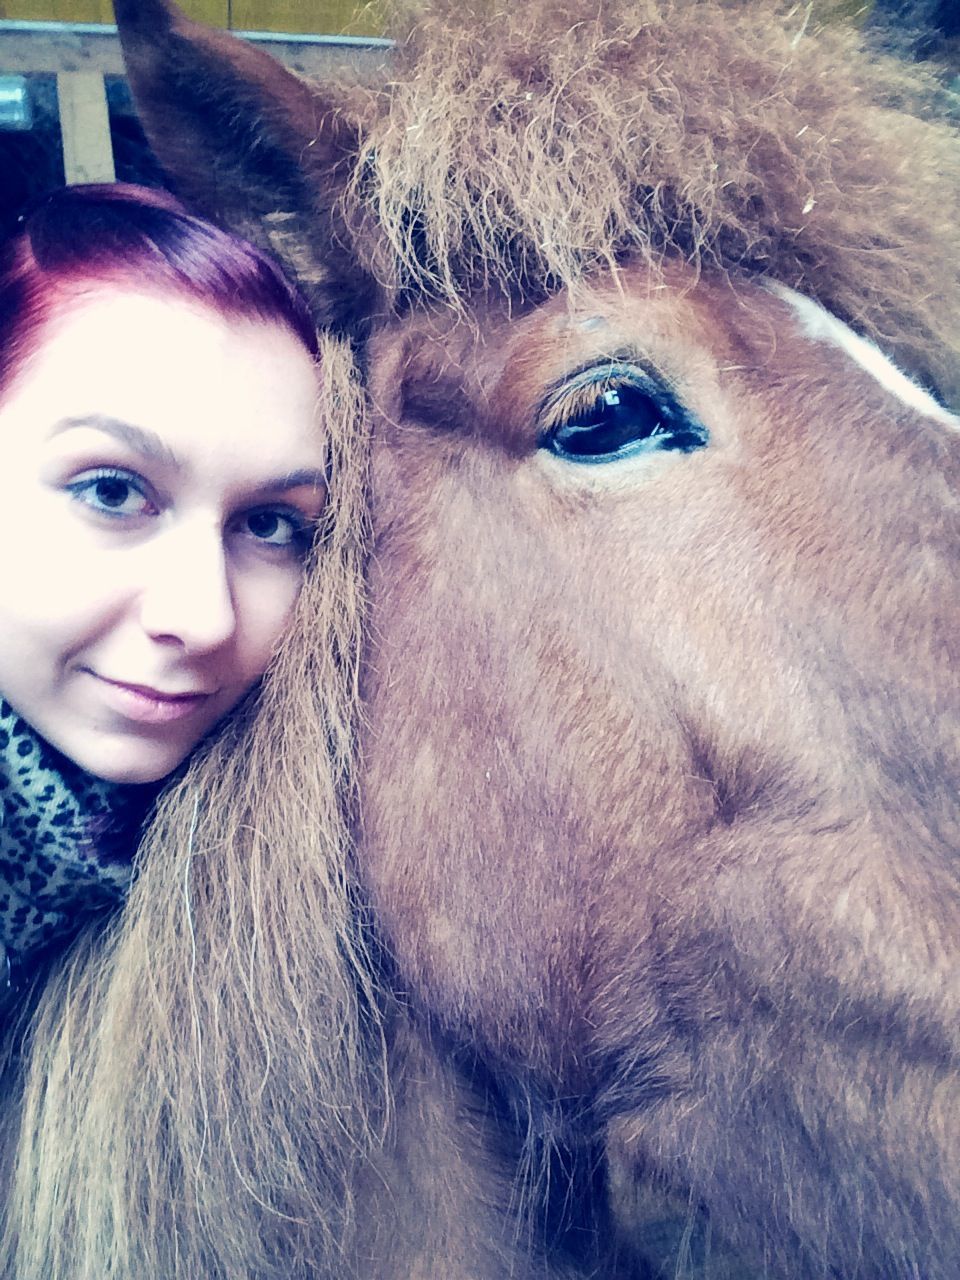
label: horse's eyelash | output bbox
[539,360,671,431]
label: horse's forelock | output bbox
[341,0,959,405]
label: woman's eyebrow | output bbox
[49,414,181,469]
[266,469,328,494]
[49,415,327,494]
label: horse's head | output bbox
[361,254,958,1072]
[117,0,959,1069]
[115,2,960,1274]
[356,257,960,1280]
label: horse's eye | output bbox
[540,370,708,464]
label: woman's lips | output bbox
[91,674,213,725]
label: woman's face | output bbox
[0,286,325,784]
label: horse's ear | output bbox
[114,0,380,330]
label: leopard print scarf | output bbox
[0,697,160,989]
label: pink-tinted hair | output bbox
[0,182,319,398]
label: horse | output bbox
[11,0,958,1276]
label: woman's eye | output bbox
[540,371,708,464]
[66,469,154,518]
[240,508,312,552]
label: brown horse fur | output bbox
[4,0,957,1277]
[359,266,960,1273]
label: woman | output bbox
[0,185,375,1279]
[0,181,326,988]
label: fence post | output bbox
[56,69,115,183]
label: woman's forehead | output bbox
[1,286,325,479]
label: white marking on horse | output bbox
[769,283,958,429]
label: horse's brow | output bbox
[539,348,668,402]
[398,356,478,436]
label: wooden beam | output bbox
[56,69,115,182]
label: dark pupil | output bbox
[555,384,706,460]
[249,511,280,539]
[96,478,130,508]
[554,385,668,457]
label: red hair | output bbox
[0,183,319,399]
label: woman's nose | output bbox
[137,522,237,654]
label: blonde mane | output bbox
[3,335,378,1280]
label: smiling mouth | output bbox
[89,673,215,725]
[100,677,213,702]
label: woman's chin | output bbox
[89,759,181,786]
[53,730,198,786]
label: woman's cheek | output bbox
[232,565,305,673]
